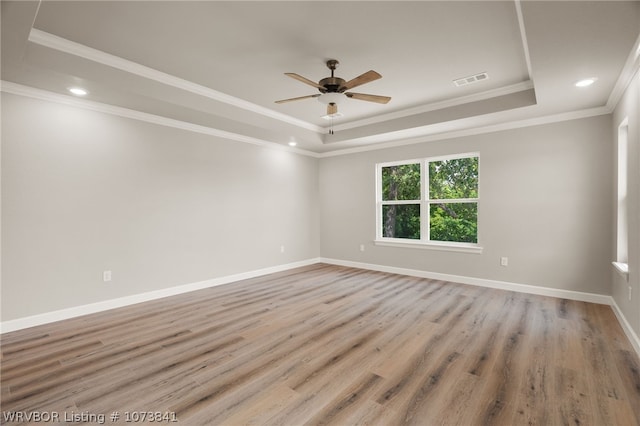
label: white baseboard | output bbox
[610,298,640,358]
[320,257,640,358]
[0,258,321,334]
[320,258,611,304]
[4,256,639,361]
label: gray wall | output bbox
[0,91,623,327]
[1,93,320,321]
[612,72,640,339]
[319,115,613,295]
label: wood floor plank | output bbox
[510,298,556,426]
[219,383,301,426]
[2,264,639,425]
[554,366,595,426]
[424,371,483,426]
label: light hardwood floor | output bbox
[2,264,640,425]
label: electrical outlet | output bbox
[500,257,508,267]
[280,245,285,253]
[103,270,112,282]
[359,244,365,252]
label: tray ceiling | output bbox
[2,1,639,154]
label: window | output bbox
[376,153,480,252]
[613,118,629,278]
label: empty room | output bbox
[1,1,640,425]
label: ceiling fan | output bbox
[275,59,391,118]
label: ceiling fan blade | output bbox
[275,94,321,104]
[345,92,391,104]
[285,73,325,90]
[327,103,338,116]
[340,70,382,91]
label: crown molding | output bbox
[2,80,612,160]
[0,81,322,158]
[606,33,640,111]
[17,12,638,158]
[27,28,538,139]
[331,80,535,133]
[514,0,534,81]
[28,29,323,134]
[317,106,611,158]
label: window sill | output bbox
[612,261,629,280]
[374,239,483,254]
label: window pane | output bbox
[429,157,478,199]
[382,163,421,201]
[429,203,477,243]
[382,204,420,239]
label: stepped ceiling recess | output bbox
[2,1,639,155]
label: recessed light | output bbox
[575,78,597,88]
[288,141,297,147]
[68,87,88,96]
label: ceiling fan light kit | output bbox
[317,92,344,105]
[275,59,391,132]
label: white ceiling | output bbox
[2,1,639,155]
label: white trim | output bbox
[606,34,640,111]
[610,298,640,358]
[319,257,611,305]
[514,0,534,81]
[421,160,428,241]
[3,257,638,360]
[376,154,480,247]
[0,81,322,158]
[0,258,321,334]
[378,200,421,206]
[376,158,422,168]
[374,239,483,254]
[318,106,611,158]
[427,152,481,163]
[320,260,640,358]
[25,26,638,150]
[1,82,610,160]
[10,26,636,158]
[429,198,478,204]
[29,28,538,138]
[332,80,535,132]
[612,261,630,280]
[28,29,322,133]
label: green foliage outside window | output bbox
[382,204,420,239]
[429,203,477,243]
[429,157,478,200]
[381,163,421,201]
[381,163,421,239]
[380,156,478,243]
[429,157,478,243]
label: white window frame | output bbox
[613,117,629,280]
[375,153,482,254]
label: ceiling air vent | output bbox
[453,72,489,87]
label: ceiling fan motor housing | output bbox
[318,77,346,93]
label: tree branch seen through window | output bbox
[378,155,478,245]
